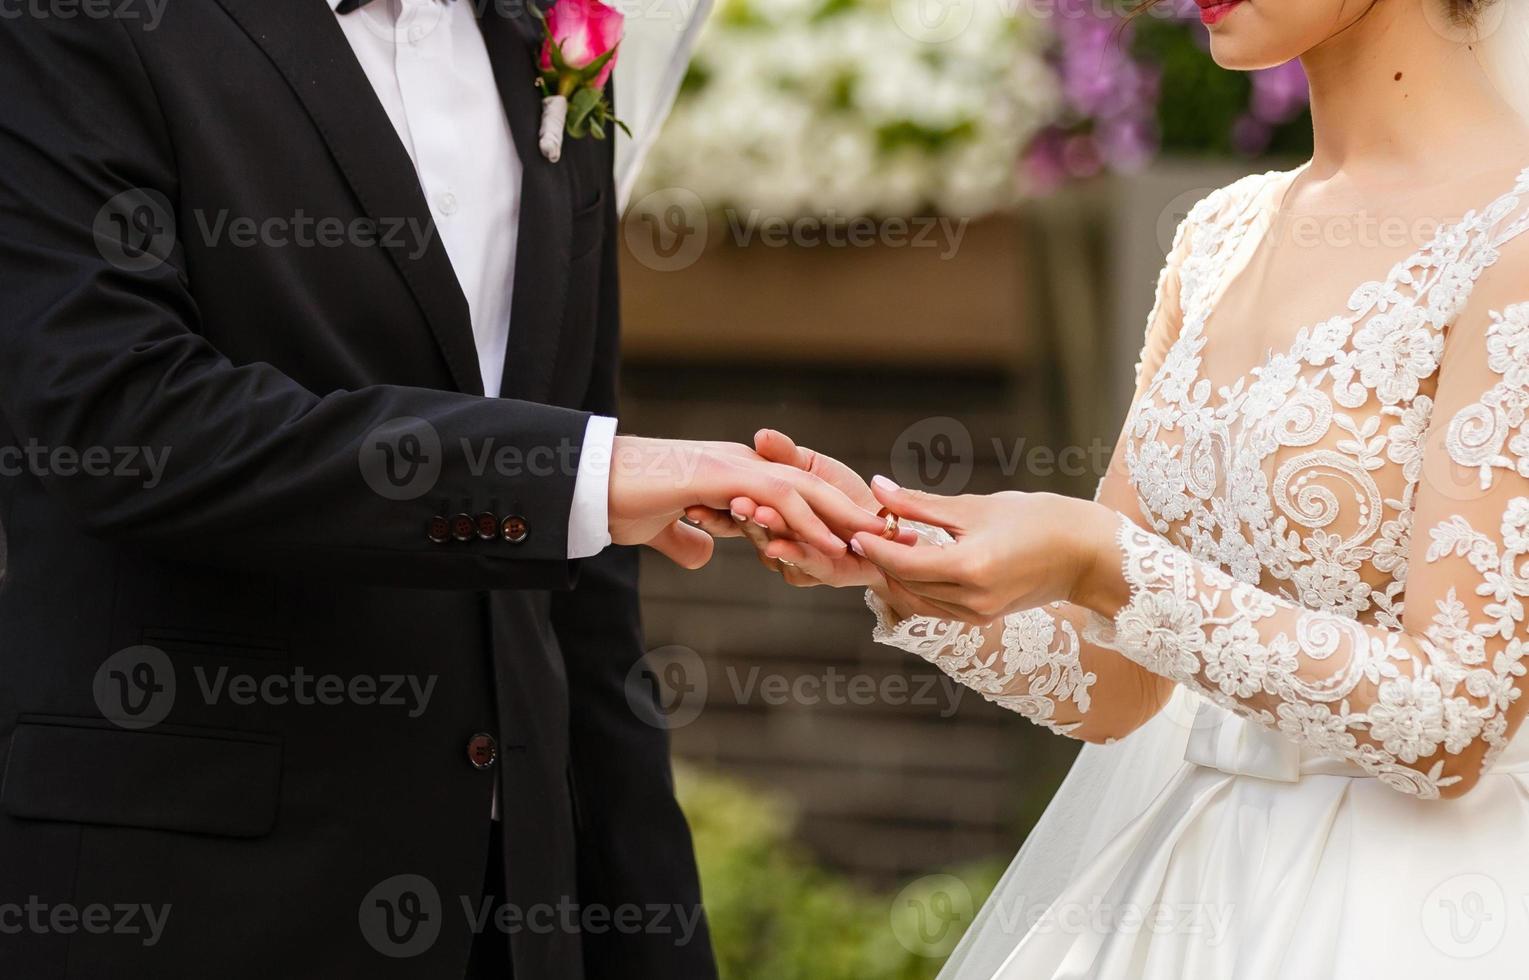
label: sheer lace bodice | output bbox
[872,164,1529,799]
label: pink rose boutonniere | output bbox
[535,0,627,163]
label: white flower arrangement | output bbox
[633,0,1060,219]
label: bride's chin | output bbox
[1207,32,1302,72]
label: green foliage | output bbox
[677,767,1006,980]
[1134,20,1313,158]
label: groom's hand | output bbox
[607,435,882,569]
[686,430,905,588]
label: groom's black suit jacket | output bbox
[0,3,715,979]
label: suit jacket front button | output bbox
[427,515,451,544]
[467,733,498,770]
[500,515,529,544]
[450,513,475,542]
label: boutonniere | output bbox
[535,0,628,164]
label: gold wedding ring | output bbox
[878,508,900,540]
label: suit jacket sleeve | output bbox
[552,143,718,978]
[0,16,589,590]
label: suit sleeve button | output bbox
[467,733,498,769]
[476,512,500,541]
[427,516,451,544]
[450,514,475,542]
[500,515,529,544]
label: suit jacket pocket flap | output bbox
[1,719,281,838]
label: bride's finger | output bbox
[879,575,977,623]
[869,476,965,532]
[896,579,994,620]
[850,531,959,583]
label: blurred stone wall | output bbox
[621,363,1083,883]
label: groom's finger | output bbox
[758,465,883,549]
[754,428,811,469]
[719,465,846,555]
[647,520,716,570]
[684,506,742,538]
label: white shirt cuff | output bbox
[566,415,617,559]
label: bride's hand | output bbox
[685,429,902,588]
[850,477,1115,623]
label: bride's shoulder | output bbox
[1177,166,1299,236]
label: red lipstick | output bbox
[1195,0,1243,26]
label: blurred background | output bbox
[615,0,1311,975]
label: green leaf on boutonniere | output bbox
[567,86,602,138]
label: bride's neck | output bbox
[1300,0,1525,181]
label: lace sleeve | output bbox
[868,587,1105,737]
[1096,300,1529,799]
[865,208,1197,741]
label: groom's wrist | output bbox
[567,415,618,559]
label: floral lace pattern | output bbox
[866,168,1529,792]
[868,592,1096,736]
[1105,165,1529,798]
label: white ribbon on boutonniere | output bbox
[534,0,628,163]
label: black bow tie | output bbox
[336,0,453,13]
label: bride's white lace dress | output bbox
[871,164,1529,978]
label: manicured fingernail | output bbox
[731,512,745,522]
[850,538,865,557]
[872,475,899,493]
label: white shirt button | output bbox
[437,191,459,215]
[408,23,428,42]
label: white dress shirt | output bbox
[331,0,614,559]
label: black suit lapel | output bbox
[211,0,486,396]
[477,4,575,405]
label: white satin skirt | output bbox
[990,704,1529,979]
